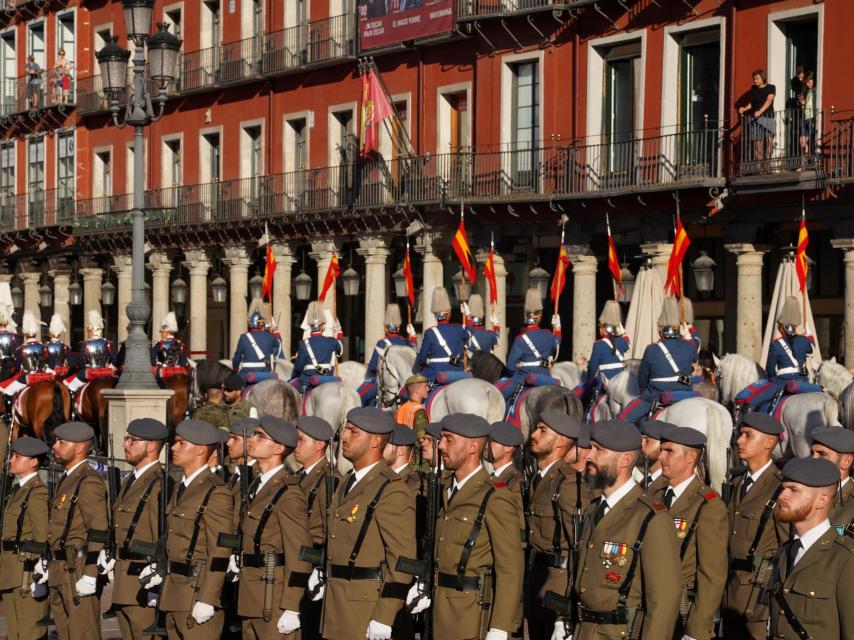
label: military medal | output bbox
[673,517,688,539]
[603,541,628,566]
[347,505,360,523]
[59,494,66,506]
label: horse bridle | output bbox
[377,352,403,409]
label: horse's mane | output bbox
[816,360,854,399]
[527,386,583,425]
[839,383,854,430]
[718,353,764,404]
[623,359,641,376]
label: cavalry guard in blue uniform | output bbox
[151,311,188,378]
[415,287,468,384]
[357,303,415,406]
[64,310,116,393]
[233,300,281,386]
[45,313,70,374]
[292,301,343,392]
[4,311,45,396]
[583,300,629,398]
[501,287,561,403]
[620,296,698,423]
[735,296,820,413]
[0,305,20,388]
[463,293,499,359]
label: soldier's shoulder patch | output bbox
[650,500,667,512]
[703,490,720,502]
[492,481,507,489]
[284,474,301,486]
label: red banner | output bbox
[550,245,570,307]
[665,218,691,296]
[358,0,455,51]
[796,217,809,293]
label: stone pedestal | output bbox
[476,249,509,361]
[416,232,445,330]
[183,250,210,358]
[114,255,133,343]
[271,243,296,357]
[223,246,250,355]
[568,252,598,361]
[832,238,854,367]
[149,252,173,343]
[103,389,174,470]
[358,236,391,363]
[20,268,41,327]
[310,240,342,316]
[725,243,766,362]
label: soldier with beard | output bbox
[637,420,667,492]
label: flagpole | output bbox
[801,195,807,332]
[405,237,412,327]
[674,192,686,326]
[606,212,618,302]
[460,201,469,371]
[554,221,565,336]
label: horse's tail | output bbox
[281,381,299,422]
[822,392,841,427]
[705,403,729,493]
[46,384,69,442]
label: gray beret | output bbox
[54,422,95,443]
[782,457,840,488]
[229,417,260,436]
[660,425,706,449]
[223,373,244,391]
[490,421,524,447]
[259,415,298,448]
[297,416,334,442]
[389,425,418,447]
[217,428,230,444]
[810,427,854,454]
[591,420,641,452]
[576,421,592,449]
[424,422,443,440]
[346,407,395,434]
[127,418,168,441]
[441,413,491,438]
[11,436,49,457]
[739,413,784,436]
[176,419,222,446]
[640,420,674,441]
[539,411,586,441]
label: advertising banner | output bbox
[359,0,454,51]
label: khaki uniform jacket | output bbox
[47,461,108,584]
[227,463,256,530]
[298,457,339,547]
[574,483,681,640]
[224,399,253,424]
[191,402,231,430]
[494,464,527,529]
[653,477,728,640]
[0,475,48,591]
[768,527,854,639]
[160,467,234,612]
[830,478,854,531]
[322,461,416,640]
[111,463,165,606]
[236,468,313,617]
[433,467,525,638]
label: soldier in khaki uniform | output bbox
[809,427,854,531]
[226,417,258,499]
[222,373,255,424]
[722,413,787,640]
[637,420,668,493]
[232,415,313,637]
[488,421,527,517]
[383,424,420,490]
[313,407,416,640]
[768,457,854,639]
[294,415,338,640]
[96,418,170,639]
[526,412,597,640]
[191,387,231,430]
[0,436,49,640]
[143,419,234,639]
[655,424,728,640]
[417,413,524,640]
[570,419,681,640]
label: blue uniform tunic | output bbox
[293,332,343,389]
[736,334,818,411]
[638,337,698,399]
[587,336,630,383]
[506,326,561,383]
[233,328,282,384]
[465,325,499,358]
[415,322,467,382]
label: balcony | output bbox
[0,71,75,118]
[262,13,356,76]
[456,0,576,20]
[0,187,75,233]
[76,71,178,117]
[828,110,854,185]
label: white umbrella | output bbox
[0,281,16,332]
[760,257,821,370]
[624,263,664,359]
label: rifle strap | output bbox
[773,588,813,640]
[253,483,290,555]
[13,485,35,549]
[347,479,391,570]
[121,474,159,554]
[56,474,85,549]
[550,474,567,557]
[184,487,215,565]
[747,485,783,561]
[457,487,496,576]
[679,496,711,560]
[616,509,657,611]
[306,472,325,518]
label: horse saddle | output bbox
[26,372,55,385]
[85,367,116,381]
[658,390,701,406]
[783,380,822,395]
[435,371,472,385]
[309,374,340,387]
[156,366,188,379]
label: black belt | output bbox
[437,572,480,591]
[731,557,753,573]
[169,557,228,576]
[242,553,285,568]
[577,605,627,625]
[50,547,99,564]
[329,565,381,581]
[532,551,569,569]
[117,549,148,562]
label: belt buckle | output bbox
[678,374,691,385]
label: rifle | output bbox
[35,455,57,627]
[216,423,251,566]
[0,421,14,537]
[299,429,339,589]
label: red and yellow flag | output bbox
[606,217,621,287]
[796,216,809,293]
[452,215,477,285]
[484,247,498,304]
[260,222,276,301]
[550,244,570,306]
[665,218,691,296]
[402,244,415,307]
[359,68,394,158]
[319,253,341,303]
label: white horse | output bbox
[814,359,854,400]
[550,361,585,390]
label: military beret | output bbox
[782,457,839,488]
[440,413,491,438]
[389,425,417,447]
[229,417,260,436]
[739,413,784,436]
[176,419,222,446]
[660,424,706,449]
[222,373,244,391]
[297,416,334,442]
[575,421,592,449]
[11,436,49,458]
[539,411,586,441]
[405,374,428,386]
[346,407,395,434]
[639,420,674,441]
[490,421,524,447]
[217,428,230,444]
[259,415,298,448]
[590,420,641,452]
[54,421,95,443]
[810,427,854,454]
[424,422,443,440]
[127,418,168,441]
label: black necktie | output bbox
[645,475,654,489]
[298,469,307,481]
[664,488,676,509]
[786,539,803,575]
[247,476,261,500]
[122,474,135,498]
[175,482,186,503]
[532,473,542,494]
[594,498,608,526]
[448,485,458,504]
[740,475,754,501]
[343,473,356,495]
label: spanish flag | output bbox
[796,215,809,293]
[606,214,621,288]
[319,253,341,303]
[665,218,691,296]
[550,244,570,307]
[484,246,498,304]
[259,222,276,301]
[452,213,477,285]
[402,244,415,307]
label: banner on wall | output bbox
[358,0,454,51]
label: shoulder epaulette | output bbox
[284,474,301,486]
[833,532,854,552]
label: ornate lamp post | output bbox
[97,12,180,389]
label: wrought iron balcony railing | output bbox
[0,187,75,233]
[827,110,854,183]
[734,106,823,178]
[262,13,356,75]
[0,71,75,117]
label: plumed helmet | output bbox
[658,296,681,329]
[87,310,104,337]
[304,301,324,329]
[431,287,451,315]
[160,311,178,333]
[384,303,402,329]
[598,300,622,328]
[682,297,695,325]
[468,294,485,323]
[777,296,801,330]
[49,313,66,338]
[524,288,543,314]
[22,310,40,337]
[0,305,9,326]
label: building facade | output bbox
[2,0,854,366]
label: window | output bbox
[57,13,75,57]
[28,136,44,227]
[28,23,45,67]
[679,31,719,133]
[332,109,355,165]
[785,19,818,106]
[285,118,306,172]
[57,130,74,220]
[510,61,538,187]
[0,32,14,116]
[163,138,182,186]
[202,131,220,182]
[95,149,111,196]
[602,42,640,176]
[0,141,12,227]
[202,1,221,49]
[164,8,182,38]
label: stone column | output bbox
[567,250,598,361]
[182,249,210,358]
[832,239,854,367]
[79,261,103,325]
[476,249,509,361]
[114,255,133,343]
[223,246,251,355]
[416,231,445,330]
[725,243,766,362]
[148,252,173,343]
[639,243,673,286]
[309,240,342,316]
[48,259,71,341]
[358,236,391,364]
[270,243,295,357]
[19,265,41,327]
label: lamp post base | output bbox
[102,388,175,470]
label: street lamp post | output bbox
[97,10,180,390]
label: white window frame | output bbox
[436,82,472,155]
[500,51,544,150]
[199,125,223,184]
[240,118,265,179]
[767,4,824,114]
[283,111,309,174]
[161,133,184,188]
[94,145,112,197]
[380,92,411,160]
[327,102,356,167]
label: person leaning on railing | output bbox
[25,56,42,110]
[738,69,776,164]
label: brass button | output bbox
[580,587,586,593]
[330,534,336,539]
[784,588,790,594]
[809,591,815,597]
[734,511,740,516]
[334,513,339,518]
[588,543,594,549]
[463,517,468,522]
[732,530,737,535]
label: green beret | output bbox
[440,413,490,438]
[660,425,706,449]
[346,407,395,434]
[229,417,260,436]
[810,427,854,454]
[782,457,839,488]
[540,411,586,441]
[54,422,95,443]
[591,420,641,452]
[389,425,417,447]
[739,413,784,436]
[127,418,168,441]
[297,416,334,442]
[11,436,49,458]
[176,419,222,446]
[490,421,524,447]
[259,415,298,448]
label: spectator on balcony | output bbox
[789,65,806,108]
[798,71,816,170]
[738,69,776,164]
[53,49,72,105]
[25,55,41,109]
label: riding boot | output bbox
[2,394,11,424]
[504,384,525,419]
[767,388,785,415]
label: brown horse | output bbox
[9,379,71,442]
[162,373,191,433]
[77,375,118,454]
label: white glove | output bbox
[277,610,301,635]
[333,321,342,336]
[485,630,508,640]
[32,558,48,584]
[551,620,572,640]
[30,582,48,599]
[460,302,470,317]
[75,575,97,597]
[191,601,215,625]
[679,323,691,340]
[365,620,392,640]
[308,567,325,602]
[96,549,115,575]
[681,636,698,640]
[139,563,163,589]
[146,591,159,607]
[227,553,240,583]
[616,323,626,336]
[406,323,416,338]
[551,314,561,328]
[406,581,431,614]
[489,312,499,327]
